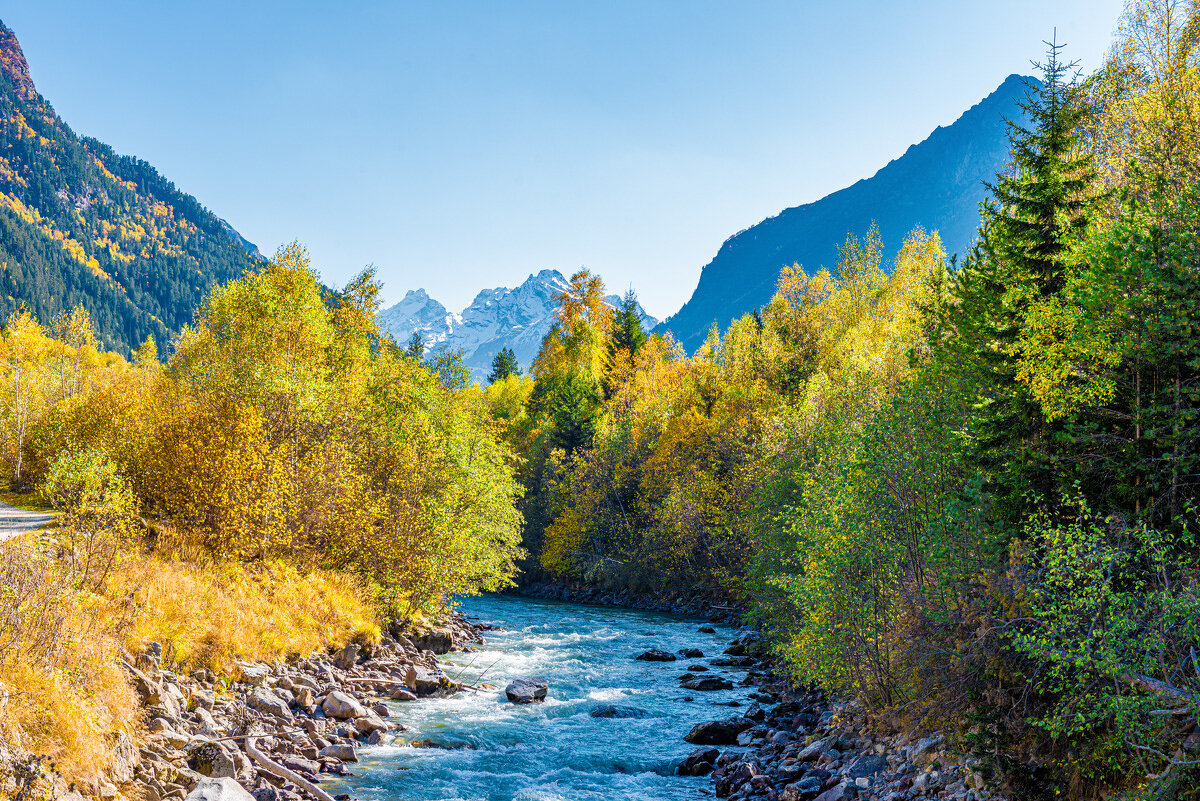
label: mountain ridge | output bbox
[658,73,1032,351]
[377,269,657,380]
[0,19,262,353]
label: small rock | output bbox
[635,649,676,662]
[697,626,716,634]
[678,648,704,658]
[590,704,650,719]
[505,678,549,704]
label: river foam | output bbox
[327,594,748,801]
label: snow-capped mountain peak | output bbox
[376,270,657,380]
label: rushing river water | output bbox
[330,593,749,801]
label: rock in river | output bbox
[505,678,549,704]
[590,704,651,719]
[684,716,754,745]
[634,649,676,662]
[681,676,734,691]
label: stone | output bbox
[294,687,315,710]
[589,704,651,719]
[236,663,271,687]
[388,687,418,702]
[334,643,360,670]
[634,649,676,662]
[187,743,237,780]
[798,737,834,762]
[370,701,390,717]
[687,664,709,671]
[322,691,369,719]
[353,714,388,735]
[678,648,704,658]
[813,783,856,801]
[183,778,255,801]
[910,734,943,762]
[697,626,716,634]
[677,747,719,776]
[149,717,174,733]
[683,716,753,745]
[847,753,887,779]
[505,678,549,704]
[189,688,216,712]
[250,789,278,801]
[412,667,453,696]
[680,676,733,691]
[710,656,756,667]
[280,756,320,776]
[247,688,291,719]
[410,628,454,654]
[318,744,358,763]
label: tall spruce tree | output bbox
[602,289,648,398]
[488,347,521,383]
[946,38,1100,528]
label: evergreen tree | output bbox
[488,347,521,383]
[602,289,647,398]
[945,38,1100,527]
[405,332,425,361]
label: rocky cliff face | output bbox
[377,269,658,380]
[658,74,1034,352]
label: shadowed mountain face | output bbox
[0,19,261,353]
[377,269,657,381]
[658,74,1032,352]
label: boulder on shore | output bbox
[184,778,255,801]
[321,690,368,719]
[634,649,676,662]
[505,678,549,704]
[684,717,754,745]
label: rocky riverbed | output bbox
[7,614,487,801]
[678,634,1005,801]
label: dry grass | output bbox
[0,533,381,789]
[109,556,381,673]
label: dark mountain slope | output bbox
[0,19,261,352]
[659,74,1031,352]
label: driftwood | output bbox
[244,734,338,801]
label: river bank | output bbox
[511,584,1009,801]
[4,613,486,801]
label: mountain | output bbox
[0,19,261,353]
[659,74,1032,352]
[377,269,658,380]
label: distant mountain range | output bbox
[377,269,657,380]
[658,74,1032,352]
[0,19,261,353]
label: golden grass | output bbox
[0,535,381,789]
[109,556,381,673]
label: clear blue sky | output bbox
[6,1,1122,318]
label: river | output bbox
[328,593,750,800]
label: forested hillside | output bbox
[0,20,260,353]
[487,3,1200,797]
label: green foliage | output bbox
[488,346,521,384]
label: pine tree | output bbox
[488,347,521,384]
[602,289,647,398]
[945,37,1101,527]
[405,332,425,361]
